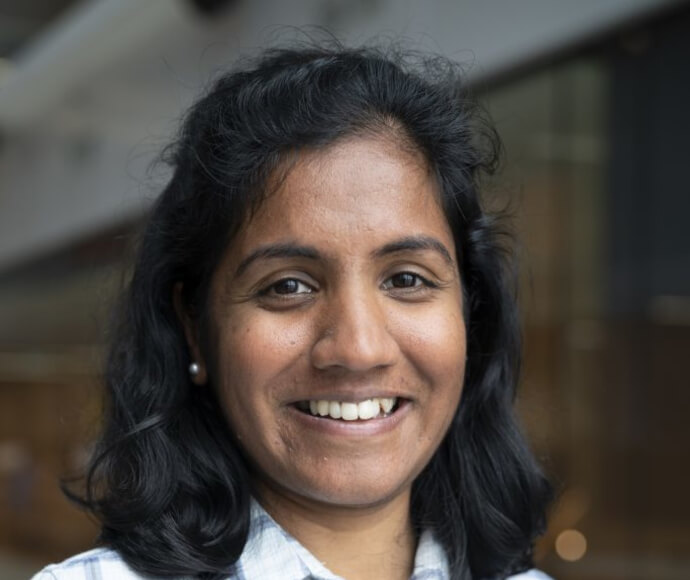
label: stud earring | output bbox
[189,362,200,377]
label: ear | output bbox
[173,282,208,385]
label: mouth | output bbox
[294,397,402,421]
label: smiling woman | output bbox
[32,43,552,580]
[190,136,467,519]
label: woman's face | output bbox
[202,135,466,510]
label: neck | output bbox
[256,486,416,580]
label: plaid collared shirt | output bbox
[32,500,552,579]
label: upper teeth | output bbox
[307,397,397,421]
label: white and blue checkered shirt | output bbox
[32,500,552,579]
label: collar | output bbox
[236,498,449,579]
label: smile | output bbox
[296,397,400,421]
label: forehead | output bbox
[228,136,455,263]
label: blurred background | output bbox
[1,0,689,578]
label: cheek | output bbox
[423,333,465,449]
[212,312,310,422]
[393,303,466,431]
[394,303,466,377]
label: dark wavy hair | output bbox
[65,42,552,580]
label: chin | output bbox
[275,467,418,510]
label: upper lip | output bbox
[286,391,410,405]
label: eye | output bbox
[382,272,436,291]
[388,272,421,288]
[262,277,314,297]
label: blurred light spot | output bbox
[555,529,587,562]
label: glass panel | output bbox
[483,58,611,577]
[483,11,690,577]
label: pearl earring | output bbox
[189,362,200,377]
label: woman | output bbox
[34,43,552,580]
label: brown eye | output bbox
[265,278,314,296]
[390,273,421,288]
[274,279,299,294]
[383,272,435,291]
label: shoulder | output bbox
[507,570,554,580]
[30,548,147,580]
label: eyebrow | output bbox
[371,235,454,265]
[234,243,321,278]
[233,235,454,278]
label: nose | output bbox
[310,285,399,372]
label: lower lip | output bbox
[287,400,412,437]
